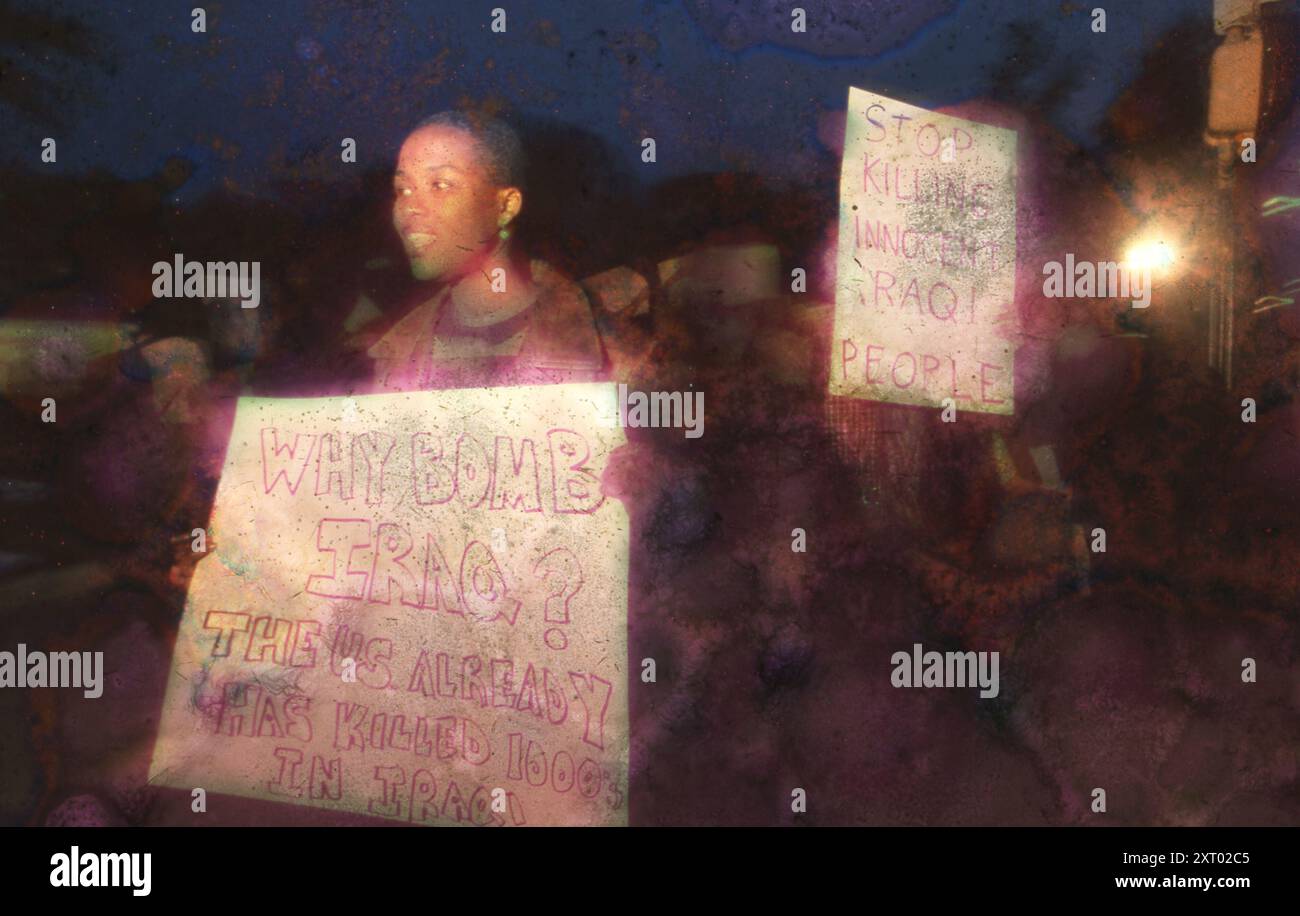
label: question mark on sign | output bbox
[534,547,583,650]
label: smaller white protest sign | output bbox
[831,86,1018,414]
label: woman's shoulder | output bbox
[518,259,606,375]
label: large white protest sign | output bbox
[831,87,1018,414]
[150,384,629,826]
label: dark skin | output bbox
[392,124,538,326]
[171,127,540,590]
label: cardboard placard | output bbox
[831,87,1018,414]
[150,384,629,826]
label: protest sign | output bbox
[150,383,629,826]
[831,86,1018,414]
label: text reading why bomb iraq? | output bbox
[258,425,604,613]
[193,427,619,817]
[152,386,629,827]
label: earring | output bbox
[499,226,511,241]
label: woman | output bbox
[367,111,605,390]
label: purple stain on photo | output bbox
[295,36,323,62]
[2,0,1298,832]
[45,793,125,827]
[684,0,960,56]
[758,626,814,692]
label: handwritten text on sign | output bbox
[149,384,629,826]
[831,87,1017,414]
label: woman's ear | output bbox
[497,186,523,226]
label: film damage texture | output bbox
[0,0,1298,831]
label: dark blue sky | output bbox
[7,0,1211,203]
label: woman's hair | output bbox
[413,111,526,188]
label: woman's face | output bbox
[393,124,509,281]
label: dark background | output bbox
[0,0,1299,828]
